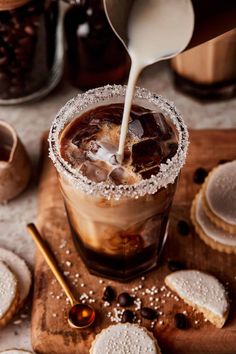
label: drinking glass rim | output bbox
[49,84,189,199]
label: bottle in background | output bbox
[171,29,236,100]
[64,0,130,90]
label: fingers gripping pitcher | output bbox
[49,85,188,281]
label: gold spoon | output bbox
[27,223,96,329]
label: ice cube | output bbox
[130,111,168,139]
[128,119,144,138]
[165,142,178,161]
[130,105,148,117]
[69,148,86,166]
[109,167,125,185]
[129,110,173,140]
[88,140,118,165]
[80,161,109,182]
[72,125,99,147]
[109,167,135,185]
[153,112,173,140]
[140,166,160,179]
[90,104,123,125]
[129,113,157,138]
[132,139,162,173]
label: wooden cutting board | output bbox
[32,130,236,354]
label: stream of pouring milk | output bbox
[117,0,194,163]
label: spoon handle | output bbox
[27,223,77,306]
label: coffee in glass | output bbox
[49,85,188,281]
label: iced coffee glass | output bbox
[49,85,188,281]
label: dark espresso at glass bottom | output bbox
[59,103,178,280]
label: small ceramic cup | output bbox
[0,120,31,203]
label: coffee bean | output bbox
[0,56,7,66]
[24,26,35,36]
[193,167,208,184]
[140,307,158,320]
[0,50,7,66]
[168,260,186,272]
[174,313,188,329]
[72,125,99,147]
[177,220,190,236]
[102,286,116,302]
[118,292,133,307]
[121,310,134,323]
[10,86,22,94]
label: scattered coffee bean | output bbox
[140,307,158,320]
[102,286,116,302]
[118,292,133,307]
[174,313,189,329]
[193,167,208,184]
[177,220,190,236]
[218,159,231,165]
[121,310,134,323]
[168,260,186,272]
[24,26,35,36]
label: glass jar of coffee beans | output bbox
[0,0,62,104]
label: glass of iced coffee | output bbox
[49,85,188,281]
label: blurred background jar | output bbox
[171,29,236,100]
[0,0,62,105]
[64,0,130,90]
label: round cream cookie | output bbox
[0,261,19,328]
[90,323,161,354]
[202,161,236,234]
[191,192,236,254]
[0,248,31,308]
[165,270,229,328]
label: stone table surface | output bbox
[0,62,236,352]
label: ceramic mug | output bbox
[0,120,31,202]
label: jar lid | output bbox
[0,0,30,11]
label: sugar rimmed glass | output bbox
[49,85,188,281]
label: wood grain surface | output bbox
[32,130,236,354]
